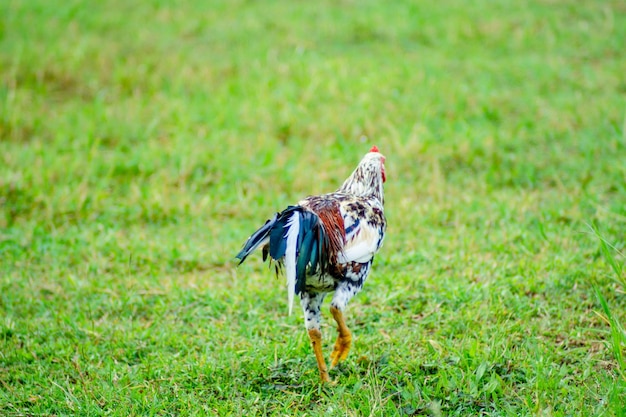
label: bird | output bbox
[235,145,387,382]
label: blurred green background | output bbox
[1,0,625,415]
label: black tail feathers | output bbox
[235,206,329,296]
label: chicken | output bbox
[235,146,387,382]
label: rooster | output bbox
[236,146,386,382]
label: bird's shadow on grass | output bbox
[246,353,387,390]
[242,351,529,415]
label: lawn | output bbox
[1,0,625,415]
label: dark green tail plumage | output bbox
[235,206,329,297]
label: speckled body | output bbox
[298,193,385,331]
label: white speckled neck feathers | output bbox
[337,151,385,204]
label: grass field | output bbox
[2,0,626,415]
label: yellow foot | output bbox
[308,329,333,383]
[320,374,337,385]
[319,368,331,383]
[330,335,352,368]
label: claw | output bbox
[307,329,331,382]
[329,305,352,368]
[330,334,352,368]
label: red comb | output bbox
[369,145,379,153]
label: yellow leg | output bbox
[307,329,330,382]
[329,306,352,368]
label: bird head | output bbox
[368,145,386,183]
[337,146,386,203]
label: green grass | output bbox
[1,0,626,415]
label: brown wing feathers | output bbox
[304,198,345,265]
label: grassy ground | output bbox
[1,0,626,415]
